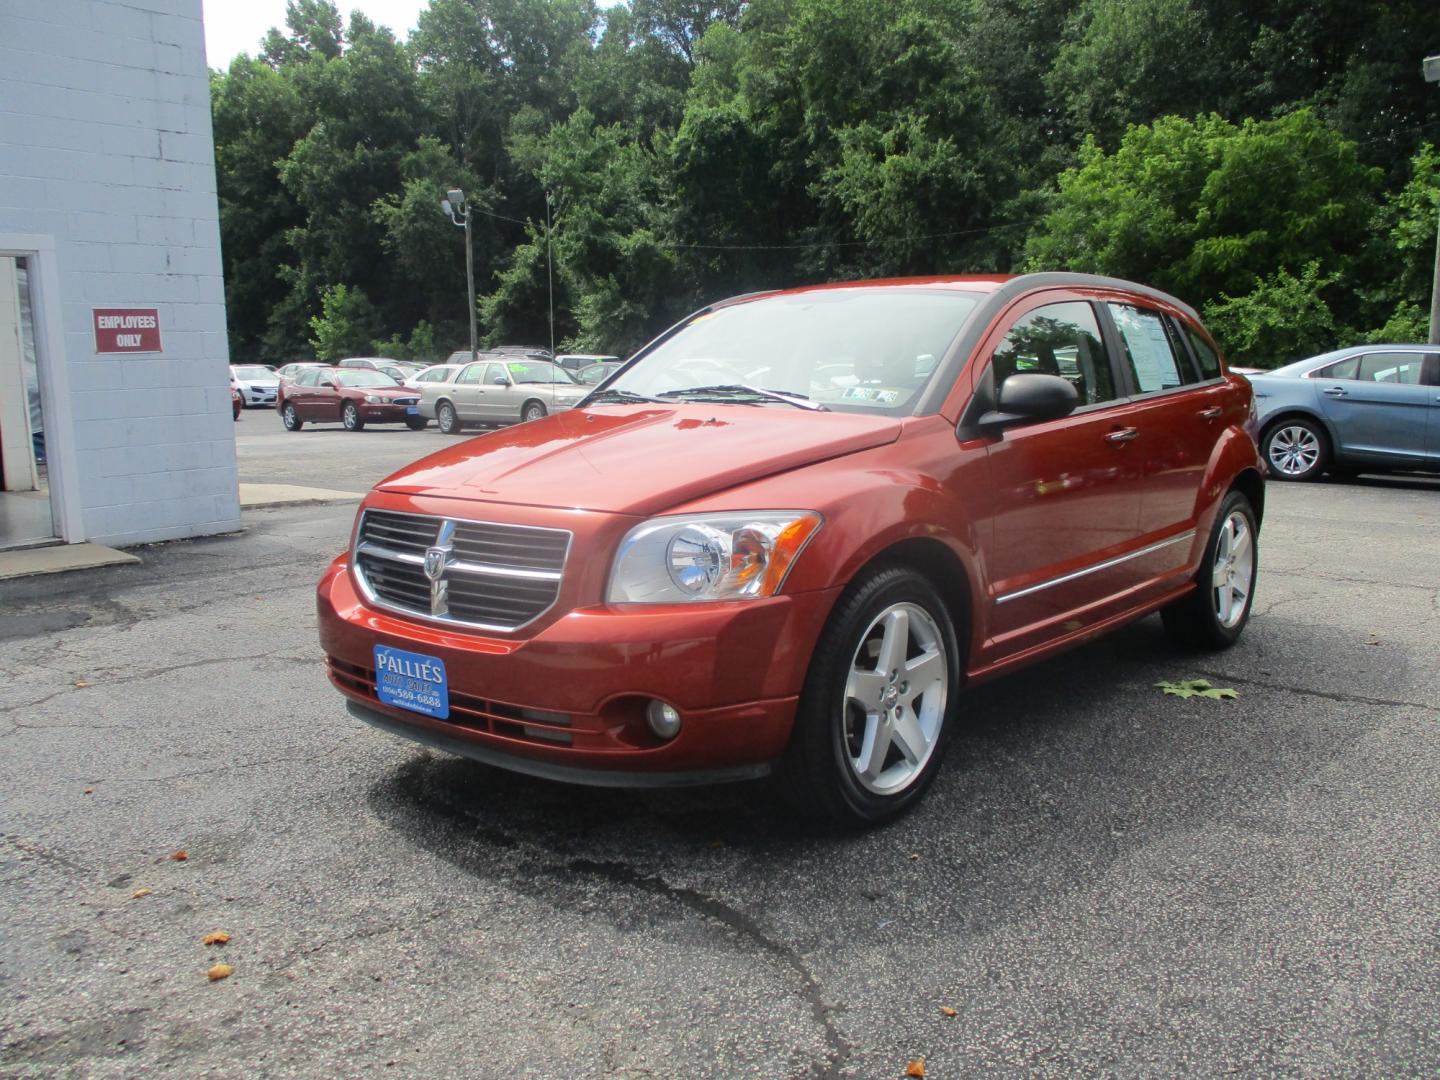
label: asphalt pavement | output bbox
[1,418,1437,1078]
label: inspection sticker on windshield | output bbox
[373,645,449,720]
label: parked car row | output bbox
[237,348,628,433]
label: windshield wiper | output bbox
[583,387,664,405]
[657,384,829,411]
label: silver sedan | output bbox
[419,358,589,434]
[1246,344,1440,480]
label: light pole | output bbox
[1424,55,1440,345]
[441,188,477,364]
[544,190,555,358]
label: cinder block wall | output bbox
[0,0,239,546]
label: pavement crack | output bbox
[1192,669,1440,713]
[4,836,90,875]
[564,858,851,1079]
[0,651,320,716]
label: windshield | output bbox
[334,370,399,388]
[606,287,981,415]
[508,360,577,385]
[233,365,273,380]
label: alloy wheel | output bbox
[1211,510,1254,629]
[1267,424,1320,477]
[842,602,949,796]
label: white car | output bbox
[230,364,280,407]
[402,363,463,390]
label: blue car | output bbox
[1246,345,1440,481]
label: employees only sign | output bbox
[93,308,161,353]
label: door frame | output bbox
[0,235,82,544]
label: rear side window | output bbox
[1181,324,1222,379]
[456,364,485,385]
[1315,356,1360,380]
[1356,352,1423,385]
[1107,303,1193,393]
[991,301,1116,406]
[297,368,321,387]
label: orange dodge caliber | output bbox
[319,273,1263,826]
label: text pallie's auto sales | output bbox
[92,308,162,353]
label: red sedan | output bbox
[278,366,426,431]
[319,273,1262,826]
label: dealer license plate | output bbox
[405,406,419,415]
[373,645,449,719]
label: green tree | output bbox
[309,284,384,359]
[1024,111,1380,319]
[1201,262,1340,367]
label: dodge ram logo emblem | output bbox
[423,546,447,581]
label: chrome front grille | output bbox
[353,509,570,631]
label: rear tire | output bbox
[1161,490,1258,650]
[281,402,303,431]
[1262,418,1327,481]
[437,401,463,435]
[779,566,961,828]
[342,401,365,431]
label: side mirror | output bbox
[323,380,339,390]
[492,376,510,386]
[979,373,1079,430]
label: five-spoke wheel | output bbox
[1162,489,1259,649]
[782,566,960,827]
[842,602,949,796]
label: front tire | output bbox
[1262,418,1327,481]
[780,566,961,828]
[342,401,365,431]
[405,416,428,431]
[1161,490,1258,650]
[281,402,303,431]
[437,401,463,435]
[522,400,547,423]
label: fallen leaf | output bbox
[908,852,921,861]
[940,1006,957,1017]
[1156,679,1238,701]
[207,963,233,981]
[905,1059,926,1078]
[73,679,89,688]
[171,850,188,862]
[131,888,152,899]
[83,788,93,795]
[202,932,230,946]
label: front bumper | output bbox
[318,555,840,780]
[360,402,420,421]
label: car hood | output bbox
[375,404,904,515]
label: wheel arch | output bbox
[1258,407,1335,448]
[1229,467,1265,528]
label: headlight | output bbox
[607,511,822,603]
[363,394,384,403]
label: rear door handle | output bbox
[1105,427,1139,445]
[1198,406,1222,420]
[1322,386,1348,398]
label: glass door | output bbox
[0,255,57,547]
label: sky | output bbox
[201,0,431,68]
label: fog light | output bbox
[645,699,682,740]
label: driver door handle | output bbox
[1198,406,1222,420]
[1105,427,1139,445]
[1322,386,1348,398]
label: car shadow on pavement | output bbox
[361,607,1384,943]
